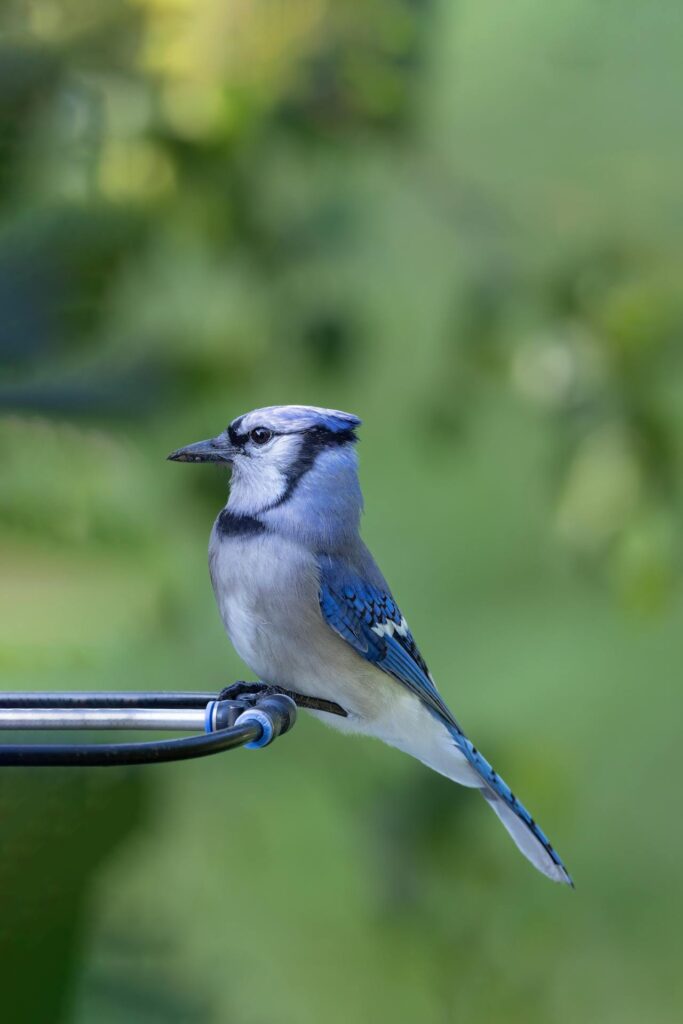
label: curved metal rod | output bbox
[0,720,261,767]
[0,692,298,767]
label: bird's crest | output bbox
[232,405,361,439]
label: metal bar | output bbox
[0,692,297,767]
[0,708,208,731]
[0,721,262,767]
[0,691,216,709]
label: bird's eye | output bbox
[249,427,273,446]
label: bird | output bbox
[168,404,572,885]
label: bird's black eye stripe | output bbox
[249,427,273,445]
[227,424,275,447]
[227,422,357,449]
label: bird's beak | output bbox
[167,433,234,464]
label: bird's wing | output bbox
[317,553,573,885]
[317,554,459,729]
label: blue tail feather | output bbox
[448,724,573,886]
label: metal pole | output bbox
[0,721,262,767]
[0,692,298,767]
[0,691,216,709]
[0,708,208,731]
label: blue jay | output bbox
[169,405,572,885]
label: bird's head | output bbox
[168,405,362,527]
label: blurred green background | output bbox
[1,1,682,1021]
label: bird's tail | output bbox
[452,728,573,886]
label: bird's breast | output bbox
[209,526,328,685]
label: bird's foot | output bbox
[217,681,277,705]
[217,681,347,718]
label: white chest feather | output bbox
[209,528,328,685]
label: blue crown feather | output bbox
[235,405,361,437]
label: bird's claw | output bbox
[217,681,277,706]
[216,681,347,717]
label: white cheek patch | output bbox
[227,434,303,515]
[230,458,286,514]
[371,616,409,639]
[268,433,304,477]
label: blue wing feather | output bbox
[318,558,451,723]
[318,555,572,885]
